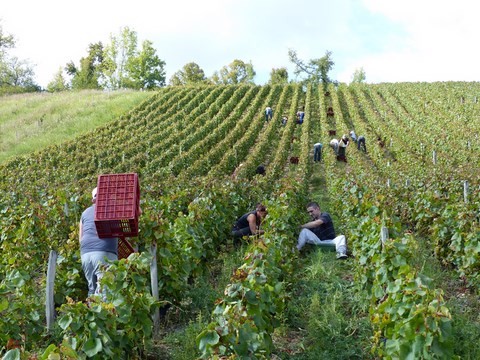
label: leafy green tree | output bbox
[101,27,137,89]
[101,27,165,90]
[124,40,166,89]
[288,49,334,89]
[65,42,103,90]
[211,59,255,85]
[268,67,289,85]
[47,67,69,92]
[351,67,366,84]
[0,23,15,56]
[169,62,207,86]
[0,23,38,93]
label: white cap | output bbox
[92,187,97,199]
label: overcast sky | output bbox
[2,0,480,88]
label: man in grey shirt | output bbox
[80,187,118,297]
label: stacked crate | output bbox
[94,173,140,259]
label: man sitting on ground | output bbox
[297,201,348,259]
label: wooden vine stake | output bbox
[150,242,160,336]
[46,250,58,332]
[432,150,437,165]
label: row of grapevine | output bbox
[197,85,312,358]
[317,87,455,358]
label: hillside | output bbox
[0,89,152,163]
[0,83,479,359]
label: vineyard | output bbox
[0,82,479,359]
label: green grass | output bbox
[274,245,373,359]
[0,89,153,163]
[271,160,373,359]
[154,245,247,360]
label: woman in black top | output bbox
[232,204,268,238]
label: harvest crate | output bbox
[94,173,140,239]
[118,237,135,260]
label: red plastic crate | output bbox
[94,173,140,238]
[118,237,135,260]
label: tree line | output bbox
[0,23,366,95]
[0,22,40,94]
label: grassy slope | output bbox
[0,89,153,163]
[2,87,478,359]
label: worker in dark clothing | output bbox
[232,204,268,245]
[337,134,349,162]
[256,164,266,176]
[357,135,367,153]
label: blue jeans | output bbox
[314,144,323,162]
[265,109,273,121]
[81,251,117,296]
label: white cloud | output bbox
[351,0,480,82]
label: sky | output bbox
[2,0,480,88]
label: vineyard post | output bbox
[387,179,391,188]
[381,226,389,246]
[46,249,58,332]
[432,150,437,165]
[464,181,469,203]
[150,242,160,336]
[405,179,410,187]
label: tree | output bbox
[47,67,69,92]
[1,56,36,87]
[268,67,289,85]
[65,42,103,90]
[124,40,166,89]
[101,27,137,89]
[0,23,38,93]
[351,67,366,84]
[288,49,334,88]
[169,62,207,86]
[0,23,15,56]
[211,59,255,85]
[100,27,166,90]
